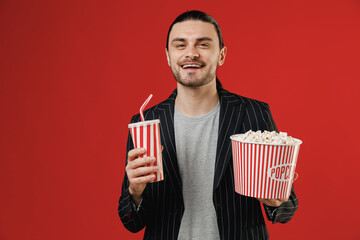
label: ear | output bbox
[218,46,227,66]
[165,48,170,67]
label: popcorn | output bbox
[234,130,299,144]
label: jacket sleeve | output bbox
[118,117,150,233]
[263,185,299,223]
[261,103,299,223]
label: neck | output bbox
[175,79,219,117]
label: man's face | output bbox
[166,20,226,87]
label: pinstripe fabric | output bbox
[118,83,298,239]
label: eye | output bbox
[176,44,186,48]
[199,43,209,48]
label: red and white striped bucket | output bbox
[230,135,302,199]
[128,119,163,182]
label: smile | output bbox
[181,63,203,69]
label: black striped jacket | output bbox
[118,85,298,240]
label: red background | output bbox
[1,0,360,239]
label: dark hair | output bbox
[166,10,224,50]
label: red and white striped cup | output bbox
[230,135,302,199]
[128,119,163,182]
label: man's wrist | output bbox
[131,197,143,212]
[129,187,142,206]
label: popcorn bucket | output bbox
[128,119,163,182]
[230,135,302,199]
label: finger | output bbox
[257,198,283,207]
[257,198,270,205]
[129,156,156,170]
[262,199,275,207]
[292,172,298,183]
[128,148,146,161]
[161,145,164,152]
[266,200,281,207]
[130,165,159,178]
[278,197,289,202]
[131,174,156,185]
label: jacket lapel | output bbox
[154,90,183,197]
[213,87,247,191]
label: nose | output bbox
[185,46,199,59]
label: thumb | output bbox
[292,172,298,183]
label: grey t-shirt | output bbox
[174,102,220,240]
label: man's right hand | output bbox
[126,148,158,206]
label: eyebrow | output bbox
[171,38,186,43]
[197,37,213,42]
[171,37,214,43]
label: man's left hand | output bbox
[257,172,298,207]
[257,198,289,207]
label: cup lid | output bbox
[128,119,160,128]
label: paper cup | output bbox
[230,134,302,199]
[128,119,163,182]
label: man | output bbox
[118,10,298,240]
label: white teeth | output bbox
[182,64,201,69]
